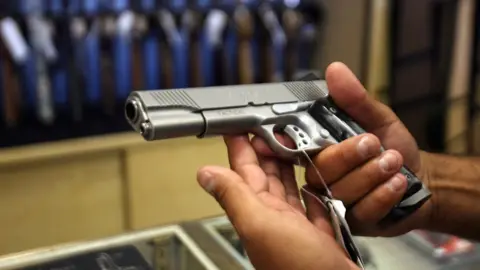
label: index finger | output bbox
[223,135,268,193]
[224,135,259,169]
[251,134,296,157]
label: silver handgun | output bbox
[124,79,431,226]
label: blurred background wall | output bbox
[0,0,479,256]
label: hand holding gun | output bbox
[125,76,431,227]
[125,75,431,266]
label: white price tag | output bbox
[332,199,346,218]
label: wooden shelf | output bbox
[0,132,145,166]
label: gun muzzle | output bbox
[125,93,205,140]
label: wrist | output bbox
[415,151,437,230]
[414,152,480,239]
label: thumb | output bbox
[197,166,263,227]
[325,62,421,169]
[325,62,402,137]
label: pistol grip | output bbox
[306,97,432,227]
[295,73,433,226]
[379,167,431,226]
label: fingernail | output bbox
[357,136,377,157]
[386,174,405,192]
[378,152,399,173]
[198,170,215,195]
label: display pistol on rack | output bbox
[124,77,432,226]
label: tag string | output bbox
[300,149,333,199]
[299,150,366,269]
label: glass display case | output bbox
[0,225,218,270]
[1,215,479,270]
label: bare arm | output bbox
[422,152,480,240]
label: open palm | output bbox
[197,135,359,270]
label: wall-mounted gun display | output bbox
[0,0,325,148]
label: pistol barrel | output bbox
[125,94,205,140]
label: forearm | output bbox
[422,152,480,240]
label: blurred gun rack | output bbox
[0,0,325,148]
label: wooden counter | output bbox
[0,133,227,255]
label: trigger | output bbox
[284,125,313,149]
[259,124,285,149]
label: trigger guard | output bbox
[257,124,323,161]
